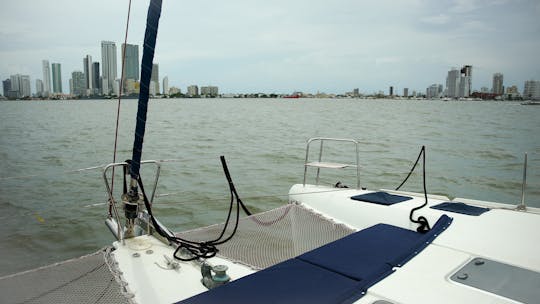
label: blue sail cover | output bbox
[129,0,163,179]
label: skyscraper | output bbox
[72,71,86,96]
[460,65,472,97]
[83,55,93,93]
[42,60,51,96]
[151,63,160,94]
[389,86,394,96]
[101,41,117,94]
[52,63,63,93]
[9,74,20,98]
[92,62,100,94]
[20,76,31,97]
[122,43,139,81]
[2,79,11,97]
[446,68,460,98]
[523,80,540,100]
[492,73,504,95]
[403,88,409,97]
[36,79,44,97]
[162,76,169,95]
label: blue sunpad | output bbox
[351,191,413,205]
[177,215,452,304]
[431,202,490,216]
[179,258,365,304]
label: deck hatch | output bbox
[450,257,540,303]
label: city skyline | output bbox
[1,1,540,94]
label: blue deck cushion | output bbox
[350,191,413,205]
[299,214,453,274]
[177,215,452,304]
[431,202,490,216]
[178,258,366,304]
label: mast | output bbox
[129,0,163,183]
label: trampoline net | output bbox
[0,248,132,304]
[0,204,354,303]
[176,204,355,269]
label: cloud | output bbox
[421,14,451,25]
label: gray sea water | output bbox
[0,98,539,276]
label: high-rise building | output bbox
[426,84,443,99]
[460,65,472,97]
[52,63,63,93]
[389,86,394,96]
[187,85,199,97]
[101,41,117,94]
[162,76,169,95]
[42,60,51,96]
[92,62,100,94]
[9,74,31,98]
[122,43,139,81]
[83,55,93,93]
[71,71,86,96]
[492,73,504,95]
[446,68,460,98]
[523,80,540,100]
[10,74,21,98]
[403,88,409,97]
[36,79,44,97]
[20,76,31,97]
[101,77,109,95]
[151,63,160,94]
[2,79,11,97]
[201,86,219,97]
[113,79,121,96]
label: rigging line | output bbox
[0,164,105,181]
[110,0,133,214]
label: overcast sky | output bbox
[1,0,539,94]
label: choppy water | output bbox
[0,98,539,275]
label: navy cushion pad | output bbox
[431,202,489,216]
[299,214,452,273]
[179,258,366,304]
[350,192,413,205]
[178,215,452,304]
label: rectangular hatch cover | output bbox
[451,257,540,303]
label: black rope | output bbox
[396,146,431,233]
[135,156,250,261]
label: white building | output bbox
[187,85,199,97]
[492,73,504,95]
[101,41,117,94]
[162,76,169,95]
[101,77,109,95]
[113,79,121,96]
[426,84,442,99]
[446,68,460,98]
[523,80,540,100]
[36,79,44,97]
[149,81,157,96]
[200,86,218,97]
[42,60,51,96]
[20,75,31,97]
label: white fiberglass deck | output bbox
[289,184,540,304]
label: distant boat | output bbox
[521,101,540,105]
[283,94,300,99]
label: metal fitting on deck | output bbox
[201,263,230,289]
